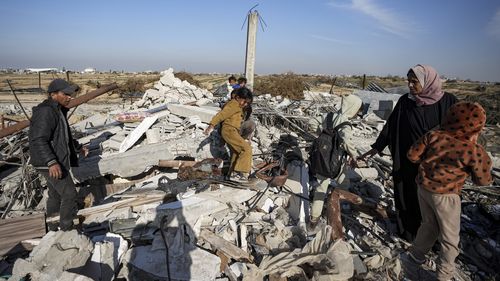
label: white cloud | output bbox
[310,34,354,45]
[328,0,413,38]
[487,8,500,39]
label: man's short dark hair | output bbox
[228,76,237,82]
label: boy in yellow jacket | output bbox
[205,87,253,182]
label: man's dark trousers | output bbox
[38,169,77,230]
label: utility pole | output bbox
[244,11,258,90]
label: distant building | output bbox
[25,68,59,73]
[83,68,96,73]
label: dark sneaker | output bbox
[408,251,425,265]
[400,252,437,280]
[46,221,59,232]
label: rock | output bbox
[11,230,93,281]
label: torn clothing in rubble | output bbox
[371,92,457,240]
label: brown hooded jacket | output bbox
[407,102,493,194]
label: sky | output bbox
[1,0,499,82]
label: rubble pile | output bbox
[0,69,499,281]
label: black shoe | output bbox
[47,221,59,232]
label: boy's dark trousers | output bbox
[38,169,77,231]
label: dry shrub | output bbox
[464,93,499,125]
[85,80,100,88]
[120,77,145,93]
[254,73,306,100]
[174,71,201,88]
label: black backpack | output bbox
[308,112,351,178]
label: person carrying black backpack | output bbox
[308,95,363,229]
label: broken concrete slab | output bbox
[71,113,111,133]
[200,229,253,262]
[58,271,95,281]
[10,230,93,281]
[91,233,128,274]
[285,161,309,227]
[167,104,219,124]
[348,167,379,181]
[149,187,256,228]
[72,142,173,180]
[352,90,401,113]
[119,115,159,153]
[124,244,221,281]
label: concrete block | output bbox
[353,90,401,113]
[119,115,159,153]
[71,113,109,133]
[145,88,161,100]
[11,230,93,281]
[167,104,219,124]
[73,142,174,180]
[149,187,256,228]
[125,245,221,281]
[286,161,309,227]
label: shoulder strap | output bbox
[325,112,334,131]
[333,121,352,131]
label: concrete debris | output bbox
[167,103,219,124]
[9,230,93,281]
[1,67,498,281]
[119,115,159,153]
[123,244,221,281]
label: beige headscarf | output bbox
[321,94,362,131]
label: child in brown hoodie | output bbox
[405,102,493,280]
[205,87,253,182]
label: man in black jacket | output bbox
[29,78,84,231]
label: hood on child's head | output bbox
[441,102,486,138]
[341,94,362,118]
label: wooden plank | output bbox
[0,213,46,256]
[200,229,252,262]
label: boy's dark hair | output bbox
[237,77,247,84]
[228,76,237,83]
[233,87,253,101]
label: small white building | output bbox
[83,68,96,74]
